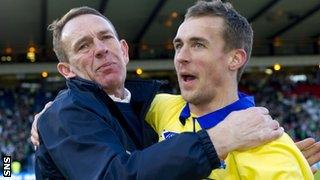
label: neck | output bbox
[104,87,126,100]
[190,86,239,117]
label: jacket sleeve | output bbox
[38,103,220,180]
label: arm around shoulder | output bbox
[37,101,218,179]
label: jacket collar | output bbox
[66,77,161,119]
[66,76,161,148]
[66,76,105,94]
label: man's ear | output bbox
[120,39,129,64]
[57,62,76,79]
[228,49,247,71]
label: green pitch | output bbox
[315,171,320,180]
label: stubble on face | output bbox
[174,17,238,115]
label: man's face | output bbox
[60,14,129,93]
[173,16,233,105]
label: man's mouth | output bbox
[179,70,197,84]
[97,62,116,71]
[181,74,196,82]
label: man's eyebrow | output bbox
[189,37,209,44]
[173,38,182,44]
[97,30,113,36]
[173,37,209,44]
[73,36,90,50]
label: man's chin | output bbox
[98,77,123,88]
[181,91,194,102]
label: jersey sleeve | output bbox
[145,94,167,133]
[228,133,313,179]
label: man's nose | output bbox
[175,47,190,64]
[94,39,108,59]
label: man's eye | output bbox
[174,43,182,50]
[102,35,113,40]
[194,43,205,48]
[78,44,89,50]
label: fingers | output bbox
[250,106,269,114]
[311,166,317,174]
[32,113,40,139]
[30,101,53,147]
[308,151,320,167]
[31,121,40,146]
[40,101,53,116]
[36,101,53,119]
[270,120,280,130]
[263,114,273,121]
[266,127,284,142]
[296,138,316,151]
[302,142,320,158]
[302,142,320,165]
[44,101,53,109]
[261,118,281,141]
[31,113,40,147]
[262,115,279,130]
[297,139,320,167]
[31,134,39,147]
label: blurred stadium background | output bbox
[0,0,319,179]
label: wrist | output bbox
[207,127,232,159]
[197,130,221,168]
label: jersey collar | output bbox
[179,92,255,129]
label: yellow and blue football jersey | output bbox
[146,93,313,179]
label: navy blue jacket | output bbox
[35,77,219,180]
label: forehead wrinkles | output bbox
[63,14,112,33]
[61,15,115,56]
[61,15,114,43]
